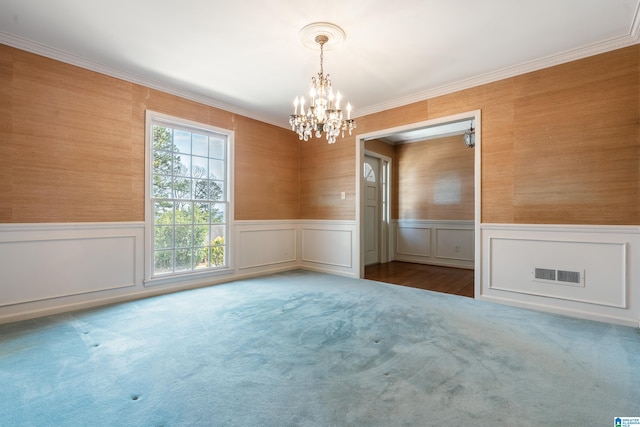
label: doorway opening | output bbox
[363,152,391,266]
[356,110,481,298]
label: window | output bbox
[145,111,233,283]
[364,162,376,182]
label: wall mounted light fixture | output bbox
[463,122,475,148]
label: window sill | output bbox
[144,267,234,288]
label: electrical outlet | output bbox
[341,191,346,200]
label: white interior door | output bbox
[364,155,380,265]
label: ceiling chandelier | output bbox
[289,23,356,144]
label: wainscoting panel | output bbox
[0,235,137,306]
[0,220,359,324]
[235,224,297,270]
[300,221,357,277]
[481,224,640,326]
[393,220,474,269]
[489,237,625,308]
[396,225,431,257]
[0,223,144,320]
[435,228,474,261]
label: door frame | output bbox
[355,110,481,297]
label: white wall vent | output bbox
[557,270,581,284]
[533,267,584,287]
[534,268,556,281]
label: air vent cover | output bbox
[557,270,581,284]
[533,267,584,287]
[534,268,556,281]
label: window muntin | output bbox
[147,112,232,280]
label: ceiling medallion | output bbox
[289,22,356,144]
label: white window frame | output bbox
[144,110,234,286]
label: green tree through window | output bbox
[149,117,230,277]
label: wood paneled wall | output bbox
[300,45,639,225]
[299,133,354,219]
[395,135,474,220]
[233,116,300,220]
[3,43,639,225]
[365,139,395,159]
[0,44,300,223]
[365,136,474,220]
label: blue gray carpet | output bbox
[0,270,638,426]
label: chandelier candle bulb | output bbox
[347,103,352,120]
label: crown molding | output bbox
[3,10,639,131]
[353,25,640,119]
[0,32,285,129]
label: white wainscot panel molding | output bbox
[235,222,297,272]
[300,221,357,277]
[489,238,626,308]
[435,228,474,261]
[481,224,640,327]
[393,220,474,269]
[0,223,144,321]
[397,225,431,257]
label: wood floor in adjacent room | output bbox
[365,261,474,298]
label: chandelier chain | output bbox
[319,38,324,76]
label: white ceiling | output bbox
[1,0,639,130]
